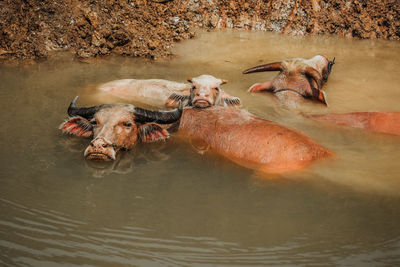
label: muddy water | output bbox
[1,30,400,266]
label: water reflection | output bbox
[83,143,175,178]
[1,30,400,266]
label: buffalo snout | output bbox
[84,137,116,161]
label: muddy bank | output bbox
[1,0,399,61]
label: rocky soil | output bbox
[1,0,399,61]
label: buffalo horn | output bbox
[243,62,282,74]
[134,101,183,124]
[67,96,101,119]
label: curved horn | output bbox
[243,62,282,74]
[134,101,183,124]
[67,96,101,119]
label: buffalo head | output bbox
[60,96,182,161]
[166,75,241,109]
[243,55,335,105]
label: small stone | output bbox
[171,17,180,24]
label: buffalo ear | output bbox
[59,116,93,137]
[222,97,242,108]
[166,91,190,107]
[138,123,170,143]
[304,67,323,90]
[220,91,242,108]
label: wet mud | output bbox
[1,0,399,61]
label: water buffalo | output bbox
[166,75,242,108]
[177,107,333,174]
[310,111,400,136]
[97,75,241,109]
[59,96,182,161]
[243,55,335,105]
[60,97,332,173]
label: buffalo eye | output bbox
[90,119,98,126]
[123,122,133,127]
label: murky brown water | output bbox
[1,30,400,266]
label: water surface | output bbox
[1,30,400,266]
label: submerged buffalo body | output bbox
[178,107,332,173]
[311,111,400,136]
[98,78,190,107]
[60,96,182,161]
[243,55,335,105]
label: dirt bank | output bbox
[1,0,399,61]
